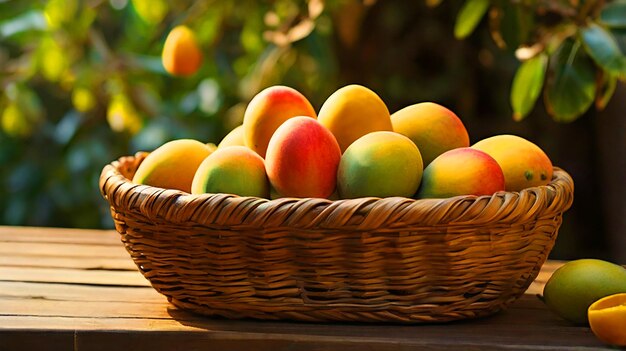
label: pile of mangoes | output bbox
[132,84,553,200]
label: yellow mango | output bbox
[318,85,392,152]
[132,139,213,192]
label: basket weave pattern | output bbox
[100,152,574,323]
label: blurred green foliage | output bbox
[452,0,626,121]
[0,0,346,228]
[0,0,624,232]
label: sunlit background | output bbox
[0,0,624,261]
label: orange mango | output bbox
[318,85,392,152]
[472,135,553,191]
[162,25,203,76]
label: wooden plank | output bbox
[538,260,565,274]
[0,255,136,270]
[72,328,606,351]
[1,332,605,351]
[0,298,175,319]
[0,281,165,304]
[0,294,553,323]
[0,294,608,349]
[526,261,574,295]
[0,293,583,328]
[0,226,117,239]
[0,302,596,335]
[526,269,556,295]
[0,242,130,259]
[0,311,606,350]
[0,315,201,332]
[0,330,73,351]
[0,227,607,349]
[0,284,556,326]
[0,226,121,246]
[0,327,603,351]
[0,266,150,287]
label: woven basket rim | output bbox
[99,152,574,230]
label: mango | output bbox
[337,131,423,199]
[588,293,626,346]
[265,117,341,198]
[218,125,245,148]
[416,147,505,198]
[318,84,392,152]
[206,143,217,153]
[391,102,470,166]
[472,134,553,191]
[132,139,213,192]
[243,85,316,158]
[162,25,203,77]
[191,146,269,198]
[543,259,626,325]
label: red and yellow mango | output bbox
[416,147,505,198]
[265,117,341,198]
[243,86,316,158]
[191,146,269,198]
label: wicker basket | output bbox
[100,152,574,323]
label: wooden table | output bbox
[0,226,612,350]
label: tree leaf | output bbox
[580,22,626,75]
[600,1,626,29]
[510,53,547,121]
[595,72,617,110]
[611,28,626,58]
[454,0,490,39]
[544,39,596,122]
[496,4,534,51]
